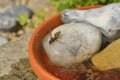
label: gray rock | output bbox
[0,0,29,13]
[0,5,33,30]
[0,0,14,13]
[0,36,8,46]
[5,5,33,19]
[61,3,120,39]
[0,29,34,77]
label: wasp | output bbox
[49,31,61,44]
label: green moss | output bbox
[50,0,120,11]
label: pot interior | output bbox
[30,6,120,80]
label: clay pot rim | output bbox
[28,5,103,80]
[29,12,61,80]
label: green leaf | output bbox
[100,0,106,3]
[36,10,45,21]
[57,4,69,12]
[50,0,59,6]
[27,22,35,28]
[18,13,28,26]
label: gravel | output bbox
[0,58,39,80]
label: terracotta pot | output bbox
[28,5,103,80]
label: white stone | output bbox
[42,23,102,66]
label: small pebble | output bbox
[7,33,18,41]
[17,30,24,36]
[0,36,8,46]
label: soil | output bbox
[0,58,39,80]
